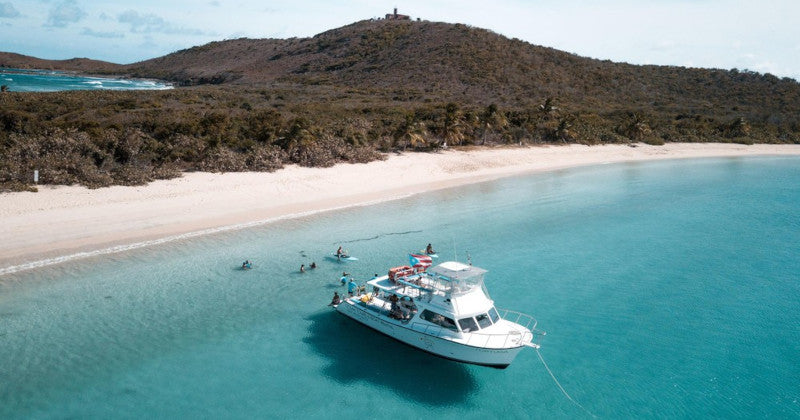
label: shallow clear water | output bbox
[1,157,799,418]
[0,68,171,92]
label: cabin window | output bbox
[458,317,479,333]
[476,313,493,329]
[489,307,500,323]
[420,310,457,331]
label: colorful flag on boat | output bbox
[409,253,432,269]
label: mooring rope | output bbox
[536,348,597,418]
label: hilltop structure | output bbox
[385,8,410,20]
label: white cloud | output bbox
[138,34,157,50]
[46,0,85,27]
[752,61,778,74]
[117,9,213,36]
[81,27,124,39]
[0,2,20,18]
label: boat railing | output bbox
[496,308,538,331]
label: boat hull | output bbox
[336,299,523,368]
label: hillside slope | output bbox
[124,19,800,118]
[0,52,123,73]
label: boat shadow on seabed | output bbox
[303,311,478,406]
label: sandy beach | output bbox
[2,142,799,272]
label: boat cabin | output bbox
[361,261,515,336]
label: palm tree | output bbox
[395,113,428,150]
[538,97,558,118]
[441,102,465,147]
[625,113,651,141]
[478,104,507,145]
[555,116,574,143]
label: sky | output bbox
[1,0,799,80]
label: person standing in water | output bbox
[347,278,359,296]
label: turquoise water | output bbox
[0,68,171,92]
[1,157,799,418]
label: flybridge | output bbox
[427,261,488,296]
[387,260,487,298]
[428,261,486,281]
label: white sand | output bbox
[2,143,799,272]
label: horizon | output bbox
[0,1,799,80]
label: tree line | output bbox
[1,86,797,192]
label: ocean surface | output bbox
[0,68,171,92]
[1,157,799,418]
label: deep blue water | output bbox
[0,68,171,92]
[1,157,799,418]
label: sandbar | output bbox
[2,143,799,274]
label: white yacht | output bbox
[334,258,542,368]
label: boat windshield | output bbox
[489,307,500,323]
[476,313,493,329]
[458,317,479,333]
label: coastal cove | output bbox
[0,68,172,92]
[1,148,799,418]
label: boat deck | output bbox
[350,289,417,321]
[368,274,441,299]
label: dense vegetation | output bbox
[2,19,799,191]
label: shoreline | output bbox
[2,143,800,275]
